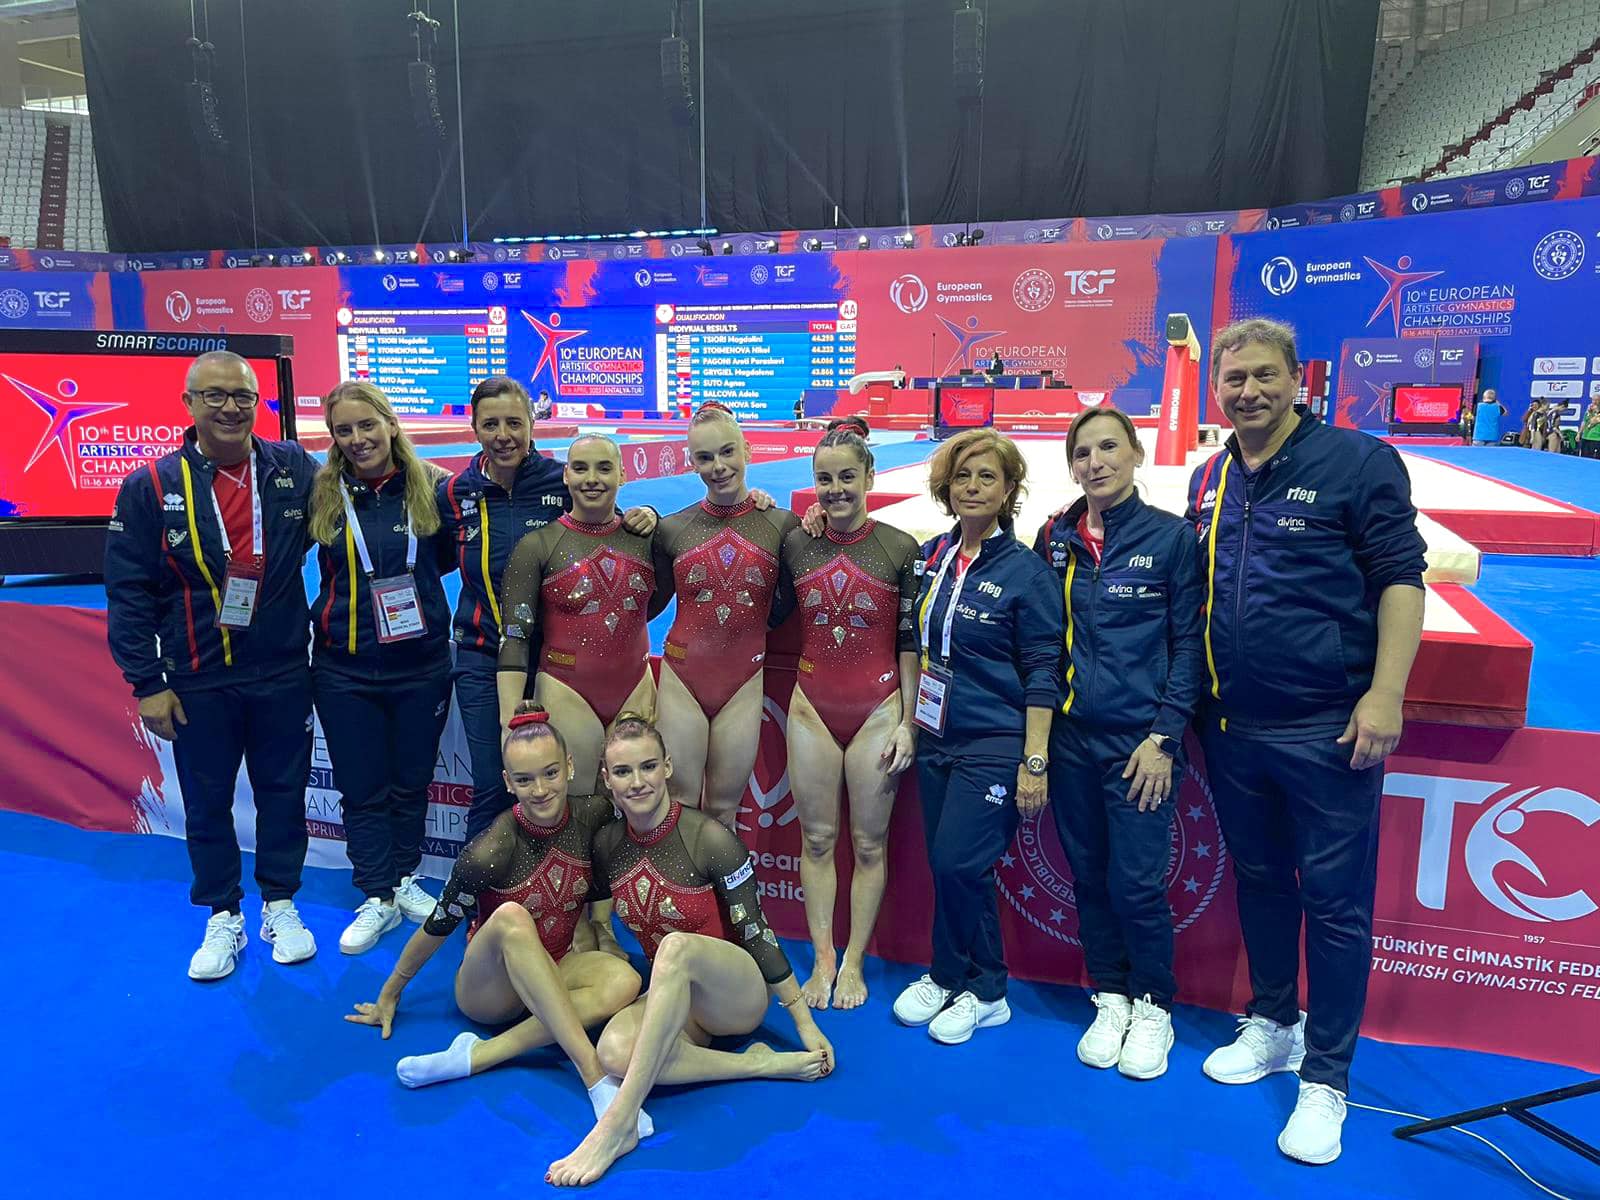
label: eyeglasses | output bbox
[189,388,261,409]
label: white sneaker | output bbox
[892,974,953,1026]
[189,911,246,981]
[393,874,435,923]
[1202,1012,1306,1084]
[1118,995,1175,1080]
[928,992,1011,1045]
[340,897,402,954]
[1278,1081,1347,1164]
[1077,992,1133,1068]
[260,900,317,964]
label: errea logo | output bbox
[986,783,1008,805]
[1285,486,1318,503]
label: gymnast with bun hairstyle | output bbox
[651,401,800,828]
[346,702,652,1136]
[780,416,921,1011]
[545,712,833,1188]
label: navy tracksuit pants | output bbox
[919,748,1020,1004]
[452,647,513,843]
[170,667,313,913]
[1199,721,1382,1094]
[1049,722,1179,1009]
[314,664,452,900]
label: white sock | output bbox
[587,1074,655,1139]
[396,1031,480,1089]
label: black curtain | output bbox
[80,0,1378,253]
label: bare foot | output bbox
[743,1041,831,1081]
[834,960,868,1010]
[800,962,836,1010]
[547,1112,639,1188]
[593,921,629,962]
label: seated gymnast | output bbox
[545,714,834,1187]
[346,703,652,1135]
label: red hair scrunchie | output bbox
[507,708,551,730]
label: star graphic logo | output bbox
[522,311,586,395]
[7,375,126,485]
[1362,254,1443,336]
[936,313,1006,375]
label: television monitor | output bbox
[1391,383,1463,424]
[0,329,296,575]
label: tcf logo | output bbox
[1388,773,1600,923]
[1062,268,1116,296]
[34,289,72,311]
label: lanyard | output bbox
[341,480,416,577]
[918,540,977,666]
[208,452,263,561]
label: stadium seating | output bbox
[1361,0,1600,188]
[0,107,106,253]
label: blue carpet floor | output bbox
[5,808,1597,1200]
[1400,445,1600,513]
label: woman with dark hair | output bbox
[781,416,920,1010]
[652,402,800,828]
[544,714,834,1188]
[438,376,655,843]
[346,703,649,1133]
[894,428,1062,1046]
[309,380,456,954]
[1033,407,1204,1080]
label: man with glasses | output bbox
[105,351,320,981]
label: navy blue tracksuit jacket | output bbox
[105,430,316,696]
[435,450,572,657]
[1183,414,1428,739]
[1032,491,1205,740]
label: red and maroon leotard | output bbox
[780,519,920,745]
[589,801,794,984]
[422,792,616,958]
[498,514,665,724]
[653,497,799,717]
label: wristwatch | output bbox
[1023,753,1049,777]
[1146,733,1178,757]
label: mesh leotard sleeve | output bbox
[878,523,921,654]
[422,819,517,937]
[686,816,794,986]
[497,524,553,672]
[766,507,800,628]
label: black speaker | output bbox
[953,7,984,104]
[408,59,447,142]
[184,80,229,154]
[661,35,695,125]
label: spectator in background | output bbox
[1456,395,1474,444]
[534,389,554,421]
[1579,397,1600,459]
[1472,389,1506,446]
[1519,398,1546,448]
[1542,400,1570,453]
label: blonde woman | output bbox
[309,380,454,954]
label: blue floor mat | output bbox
[4,807,1597,1200]
[1469,554,1600,733]
[1400,445,1600,512]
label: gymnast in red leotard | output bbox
[544,715,833,1188]
[497,435,667,793]
[653,403,799,828]
[345,704,648,1135]
[779,417,921,1011]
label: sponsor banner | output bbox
[1334,336,1479,430]
[6,600,1599,1071]
[1219,195,1600,428]
[138,266,343,402]
[842,238,1216,416]
[1265,188,1403,229]
[0,272,100,329]
[1532,356,1587,375]
[1531,379,1585,399]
